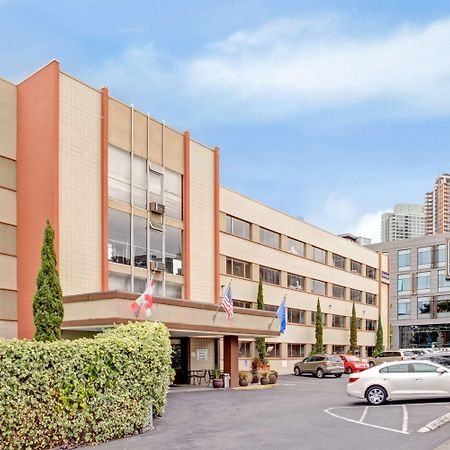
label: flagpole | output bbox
[268,295,286,329]
[213,280,231,323]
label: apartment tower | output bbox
[381,203,424,242]
[425,174,450,235]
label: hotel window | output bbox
[108,209,131,265]
[287,308,305,324]
[437,245,446,267]
[417,297,431,319]
[165,226,182,275]
[266,343,281,358]
[366,266,377,279]
[366,319,376,331]
[312,312,328,326]
[288,344,305,358]
[164,169,182,220]
[350,260,362,274]
[149,169,163,204]
[132,155,147,209]
[350,289,362,302]
[287,238,305,256]
[397,274,411,295]
[226,215,251,239]
[398,249,411,271]
[264,304,278,313]
[234,300,252,309]
[260,266,280,285]
[332,284,345,299]
[133,216,147,268]
[332,345,346,354]
[312,246,327,264]
[332,254,345,269]
[437,295,450,318]
[356,318,362,330]
[108,145,130,203]
[418,247,432,269]
[134,277,146,293]
[166,282,183,299]
[239,341,252,358]
[438,270,450,292]
[226,257,251,279]
[366,293,377,306]
[287,273,305,290]
[397,298,411,319]
[311,279,327,296]
[416,272,431,293]
[150,228,162,263]
[108,272,131,291]
[332,315,346,328]
[260,227,280,249]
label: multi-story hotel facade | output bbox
[0,61,389,381]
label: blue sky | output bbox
[2,0,450,242]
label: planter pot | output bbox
[251,370,259,383]
[260,377,269,385]
[260,364,270,371]
[268,374,277,384]
[239,379,249,387]
[213,379,224,389]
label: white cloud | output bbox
[349,211,383,244]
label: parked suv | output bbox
[368,350,414,367]
[294,354,344,378]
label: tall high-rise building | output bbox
[424,174,450,235]
[381,203,424,242]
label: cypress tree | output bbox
[349,303,358,354]
[375,315,384,355]
[313,299,323,354]
[33,220,64,341]
[256,277,267,363]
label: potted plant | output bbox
[239,371,251,387]
[268,370,278,384]
[212,367,223,389]
[259,370,269,385]
[251,357,260,383]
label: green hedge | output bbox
[0,321,173,450]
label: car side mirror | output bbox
[437,368,447,374]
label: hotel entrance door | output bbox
[171,337,189,384]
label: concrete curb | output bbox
[418,413,450,433]
[232,384,280,391]
[433,437,450,450]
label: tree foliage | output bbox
[375,315,384,355]
[255,277,268,363]
[313,299,324,354]
[349,303,358,354]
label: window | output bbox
[239,341,252,358]
[149,169,163,204]
[437,245,446,267]
[108,272,131,291]
[417,297,431,318]
[333,284,345,299]
[418,247,432,269]
[312,246,327,264]
[150,229,162,263]
[383,364,409,373]
[165,226,182,275]
[397,298,411,319]
[350,260,362,274]
[260,266,280,285]
[398,249,411,271]
[108,209,131,265]
[133,216,147,268]
[226,216,251,239]
[287,308,305,324]
[412,363,439,373]
[356,318,362,330]
[438,270,450,292]
[264,304,278,313]
[287,273,305,290]
[108,145,130,203]
[287,238,305,256]
[134,277,146,293]
[332,315,346,328]
[226,257,251,279]
[165,282,182,299]
[366,266,377,279]
[288,344,305,358]
[266,343,281,358]
[260,228,280,249]
[311,279,327,295]
[398,274,411,295]
[366,293,377,306]
[311,311,327,326]
[332,254,345,269]
[332,345,346,354]
[234,300,252,309]
[350,289,362,302]
[437,295,450,318]
[164,169,182,220]
[132,155,147,209]
[416,272,431,293]
[366,320,376,331]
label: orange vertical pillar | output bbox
[223,335,239,388]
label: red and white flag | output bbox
[131,277,154,319]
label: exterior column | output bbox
[223,335,239,388]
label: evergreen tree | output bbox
[375,315,384,355]
[255,277,267,363]
[437,331,444,349]
[313,299,323,354]
[390,325,394,349]
[349,303,358,354]
[33,220,63,341]
[256,277,264,310]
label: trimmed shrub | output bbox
[0,321,172,450]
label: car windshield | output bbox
[346,356,360,362]
[327,356,342,362]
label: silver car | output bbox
[294,354,344,378]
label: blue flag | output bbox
[276,297,286,334]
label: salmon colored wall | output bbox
[16,61,60,339]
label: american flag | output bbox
[221,284,233,324]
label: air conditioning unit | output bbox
[150,261,165,272]
[150,202,165,214]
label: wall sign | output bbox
[196,349,208,361]
[382,271,390,281]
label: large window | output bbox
[287,308,305,324]
[398,249,411,271]
[417,297,431,319]
[350,260,362,274]
[108,209,131,265]
[366,266,377,279]
[260,266,280,285]
[226,257,251,279]
[234,300,252,309]
[397,298,411,319]
[437,295,450,318]
[108,272,131,291]
[438,270,450,292]
[312,246,327,264]
[311,279,327,295]
[132,155,147,209]
[437,244,446,267]
[311,311,327,326]
[288,344,305,358]
[350,289,362,302]
[416,272,431,293]
[108,145,130,203]
[398,274,411,295]
[287,273,305,290]
[266,343,281,358]
[366,293,377,306]
[418,247,432,269]
[332,254,345,269]
[332,345,346,354]
[149,169,163,204]
[133,216,147,268]
[333,284,345,299]
[165,226,182,275]
[239,341,252,358]
[166,282,182,299]
[332,315,346,328]
[260,227,280,249]
[134,277,146,293]
[164,169,182,220]
[366,320,376,331]
[287,238,305,256]
[226,215,251,239]
[150,229,162,263]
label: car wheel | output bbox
[294,366,301,376]
[334,373,343,378]
[316,368,324,378]
[369,361,375,368]
[346,367,353,375]
[366,385,387,406]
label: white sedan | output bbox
[347,360,450,405]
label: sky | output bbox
[2,0,450,243]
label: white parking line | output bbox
[359,406,369,423]
[402,405,408,433]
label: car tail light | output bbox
[348,377,359,384]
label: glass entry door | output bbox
[171,338,189,384]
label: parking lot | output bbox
[92,375,450,450]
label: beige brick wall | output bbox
[0,320,17,339]
[59,74,102,295]
[0,289,17,320]
[0,188,16,225]
[0,79,16,160]
[0,254,16,290]
[0,223,16,254]
[189,337,216,371]
[0,156,16,190]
